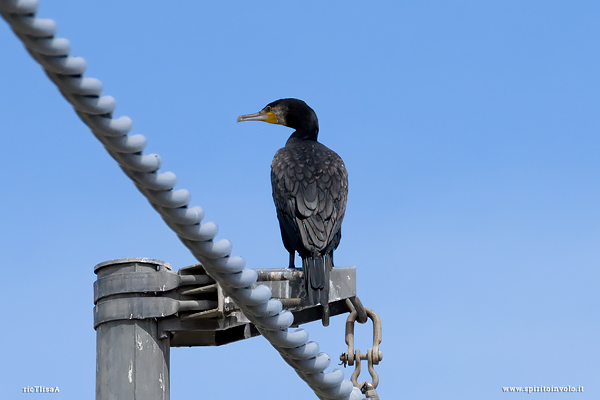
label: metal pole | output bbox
[94,258,171,400]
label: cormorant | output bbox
[237,98,348,325]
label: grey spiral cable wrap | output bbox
[0,1,362,399]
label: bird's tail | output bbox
[302,253,332,326]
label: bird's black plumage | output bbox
[238,99,348,323]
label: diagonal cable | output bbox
[0,1,362,399]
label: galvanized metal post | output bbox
[92,257,359,398]
[94,259,171,400]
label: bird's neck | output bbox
[288,128,319,143]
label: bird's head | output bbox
[237,98,319,138]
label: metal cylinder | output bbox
[94,258,171,400]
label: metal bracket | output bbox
[162,265,358,346]
[93,259,357,346]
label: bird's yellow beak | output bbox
[237,110,278,124]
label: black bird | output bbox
[238,98,348,325]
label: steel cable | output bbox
[0,1,362,399]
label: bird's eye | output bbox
[265,106,272,112]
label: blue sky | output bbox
[1,1,599,399]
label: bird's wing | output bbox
[271,142,348,255]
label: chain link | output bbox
[340,297,383,398]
